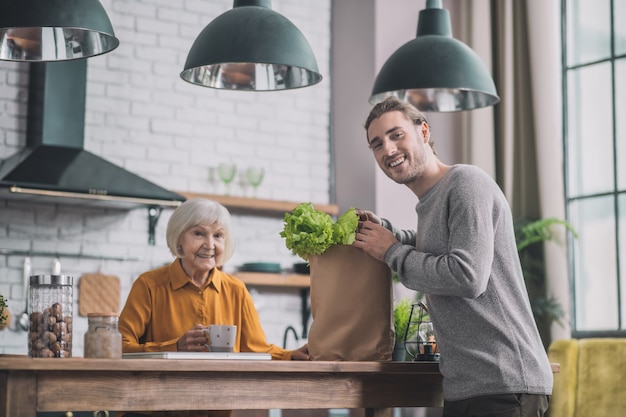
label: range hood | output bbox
[0,59,185,208]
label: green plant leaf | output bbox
[531,296,566,326]
[515,217,578,252]
[393,298,419,341]
[513,217,578,343]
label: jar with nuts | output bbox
[84,313,122,359]
[28,275,73,358]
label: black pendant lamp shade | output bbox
[370,0,499,112]
[181,0,322,91]
[0,0,119,62]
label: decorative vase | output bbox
[392,341,408,361]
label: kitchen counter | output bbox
[0,355,442,417]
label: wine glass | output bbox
[218,162,237,195]
[245,166,265,198]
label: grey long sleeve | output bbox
[382,165,553,401]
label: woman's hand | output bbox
[290,343,310,360]
[176,324,209,352]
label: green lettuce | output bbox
[280,203,358,261]
[333,207,358,245]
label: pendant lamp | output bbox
[181,0,322,91]
[0,0,119,62]
[370,0,499,112]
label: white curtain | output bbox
[525,0,570,342]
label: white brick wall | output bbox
[0,0,330,354]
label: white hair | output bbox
[166,198,235,266]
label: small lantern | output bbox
[404,301,439,362]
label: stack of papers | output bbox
[122,352,272,360]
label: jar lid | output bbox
[30,274,73,286]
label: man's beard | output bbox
[386,153,427,185]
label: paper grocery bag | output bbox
[307,245,394,361]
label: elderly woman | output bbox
[119,198,308,361]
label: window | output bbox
[563,0,626,336]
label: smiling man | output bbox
[352,97,553,417]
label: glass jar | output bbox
[84,313,122,359]
[28,275,73,358]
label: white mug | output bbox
[204,324,237,352]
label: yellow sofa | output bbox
[547,338,626,417]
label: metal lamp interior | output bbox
[0,27,119,61]
[181,62,321,91]
[0,0,119,62]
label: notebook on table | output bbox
[122,352,272,360]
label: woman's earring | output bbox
[176,245,183,255]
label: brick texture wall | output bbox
[0,0,330,354]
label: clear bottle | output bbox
[84,313,122,359]
[28,275,73,358]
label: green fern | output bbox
[531,295,566,324]
[394,298,419,341]
[514,217,577,331]
[515,217,578,252]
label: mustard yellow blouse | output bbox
[119,259,292,360]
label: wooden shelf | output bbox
[176,191,339,216]
[235,272,310,288]
[235,272,312,338]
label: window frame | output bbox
[562,0,626,338]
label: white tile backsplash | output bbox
[0,0,330,354]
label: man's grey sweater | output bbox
[383,164,553,401]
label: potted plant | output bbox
[0,294,10,330]
[393,297,420,361]
[515,217,577,347]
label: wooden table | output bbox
[0,355,443,417]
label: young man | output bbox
[352,97,552,417]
